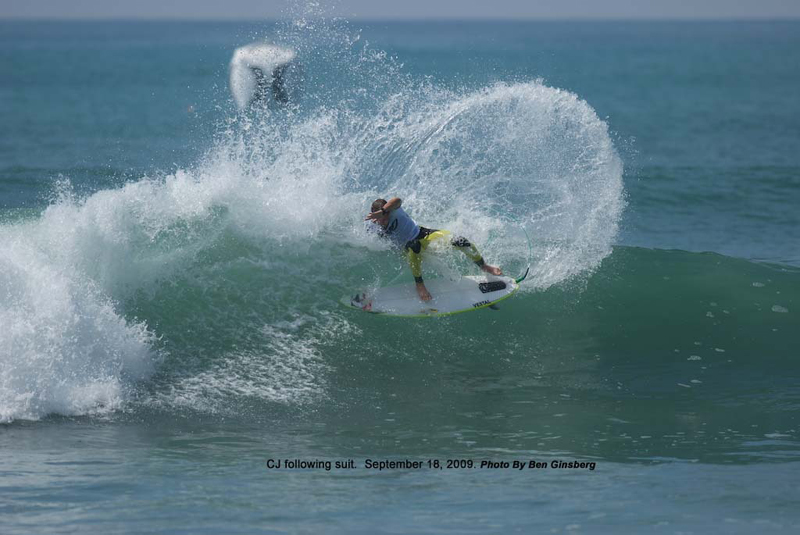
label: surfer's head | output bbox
[370,198,390,225]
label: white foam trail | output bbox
[157,323,330,414]
[0,222,155,422]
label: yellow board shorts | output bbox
[404,227,484,282]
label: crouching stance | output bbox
[365,197,502,301]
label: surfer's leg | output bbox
[450,235,483,263]
[405,247,424,282]
[407,229,443,277]
[450,235,504,276]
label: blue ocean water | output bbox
[1,18,799,533]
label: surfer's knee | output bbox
[452,235,482,263]
[451,236,471,248]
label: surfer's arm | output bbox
[365,197,402,221]
[382,198,402,213]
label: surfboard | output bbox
[341,275,519,318]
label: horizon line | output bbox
[2,16,800,23]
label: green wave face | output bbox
[125,243,799,423]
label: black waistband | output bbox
[405,226,437,253]
[415,226,437,240]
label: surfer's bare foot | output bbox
[482,264,503,276]
[416,282,432,302]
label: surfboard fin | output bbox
[488,304,500,311]
[515,267,530,284]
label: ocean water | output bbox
[1,17,799,533]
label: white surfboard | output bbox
[342,275,519,318]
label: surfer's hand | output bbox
[365,211,383,221]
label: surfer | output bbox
[366,198,502,302]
